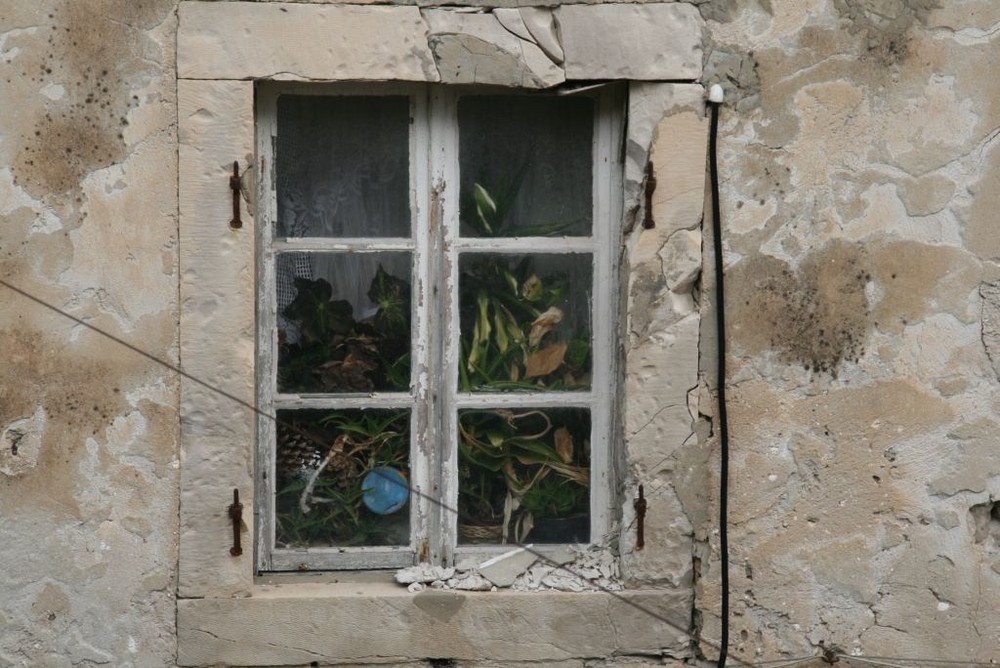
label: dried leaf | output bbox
[521,274,542,301]
[554,427,573,464]
[528,306,563,347]
[316,353,376,392]
[524,340,567,378]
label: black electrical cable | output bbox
[708,97,731,668]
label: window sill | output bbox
[177,582,692,665]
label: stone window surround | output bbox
[176,2,710,664]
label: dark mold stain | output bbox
[833,0,941,66]
[0,326,135,517]
[9,0,173,200]
[729,239,871,376]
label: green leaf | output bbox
[367,264,410,332]
[564,338,590,369]
[473,183,497,234]
[283,277,355,339]
[493,308,509,354]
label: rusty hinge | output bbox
[643,161,657,229]
[229,161,243,230]
[228,488,244,556]
[634,484,647,550]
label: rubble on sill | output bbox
[394,545,622,593]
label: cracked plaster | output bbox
[694,0,1000,662]
[3,0,1000,665]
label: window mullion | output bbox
[589,88,623,543]
[430,88,461,566]
[410,90,436,565]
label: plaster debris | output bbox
[395,564,456,585]
[394,547,623,594]
[513,547,623,592]
[446,573,493,591]
[478,546,539,587]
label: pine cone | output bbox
[276,423,323,479]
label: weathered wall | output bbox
[696,0,1000,662]
[1,0,998,665]
[0,1,179,665]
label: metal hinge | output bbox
[229,161,243,229]
[228,488,244,556]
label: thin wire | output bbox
[841,655,999,667]
[708,97,731,668]
[754,656,822,668]
[753,656,821,667]
[0,277,754,668]
[841,657,917,668]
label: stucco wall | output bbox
[0,1,179,665]
[695,0,1000,663]
[1,0,998,665]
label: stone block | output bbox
[177,584,692,665]
[178,2,438,81]
[519,7,564,63]
[557,4,703,81]
[423,10,564,88]
[178,79,257,598]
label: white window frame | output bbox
[254,83,623,571]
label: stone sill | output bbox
[177,583,692,665]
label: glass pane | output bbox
[277,252,411,393]
[274,409,410,548]
[276,95,410,238]
[458,254,592,392]
[458,95,593,237]
[458,407,590,545]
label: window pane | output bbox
[458,254,592,392]
[458,407,590,545]
[458,95,593,238]
[274,409,410,548]
[276,95,410,238]
[277,251,411,394]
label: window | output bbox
[255,85,623,571]
[176,3,708,663]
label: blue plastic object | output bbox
[361,467,409,515]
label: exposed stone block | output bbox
[519,7,564,64]
[177,585,692,665]
[423,10,564,88]
[557,4,703,81]
[178,2,438,81]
